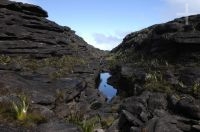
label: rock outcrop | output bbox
[0,0,102,59]
[0,0,107,131]
[113,15,200,60]
[108,15,200,132]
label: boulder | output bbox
[175,96,200,119]
[144,116,181,132]
[147,93,167,111]
[118,110,143,130]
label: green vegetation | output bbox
[0,55,11,65]
[12,95,29,121]
[105,53,120,69]
[144,71,172,93]
[107,51,175,94]
[55,89,65,102]
[67,111,100,132]
[192,82,200,98]
[10,94,46,126]
[100,116,115,128]
[108,50,171,68]
[0,55,85,79]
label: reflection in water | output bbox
[98,73,117,101]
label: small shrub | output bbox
[12,95,29,121]
[24,59,39,71]
[0,55,11,65]
[55,89,65,102]
[100,116,115,128]
[144,71,172,93]
[81,117,99,132]
[67,111,84,126]
[67,111,100,132]
[49,69,68,79]
[192,82,200,97]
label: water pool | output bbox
[98,73,117,101]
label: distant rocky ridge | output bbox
[0,0,102,59]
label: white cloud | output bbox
[93,33,121,45]
[90,31,131,50]
[9,0,34,4]
[164,0,200,15]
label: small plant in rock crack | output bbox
[192,82,200,97]
[0,55,11,65]
[12,95,29,121]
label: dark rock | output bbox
[192,125,200,132]
[107,119,119,132]
[0,0,104,131]
[0,0,48,17]
[144,116,181,132]
[179,67,200,86]
[54,103,71,118]
[0,0,102,59]
[147,93,167,111]
[120,96,147,117]
[163,70,179,86]
[52,78,87,103]
[0,124,29,132]
[119,110,143,132]
[83,88,106,104]
[154,22,182,34]
[167,94,179,109]
[112,15,200,60]
[176,121,191,132]
[90,101,102,110]
[153,109,168,117]
[176,96,200,119]
[121,110,143,126]
[37,121,81,132]
[130,127,140,132]
[31,104,55,119]
[110,14,200,132]
[183,24,194,32]
[196,23,200,31]
[31,91,56,105]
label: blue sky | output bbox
[11,0,200,50]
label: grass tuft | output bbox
[12,95,29,121]
[67,111,100,132]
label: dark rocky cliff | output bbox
[0,1,109,131]
[107,15,200,132]
[0,0,102,59]
[113,15,200,60]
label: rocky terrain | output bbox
[0,0,112,132]
[107,15,200,131]
[1,0,200,132]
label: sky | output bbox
[10,0,200,50]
